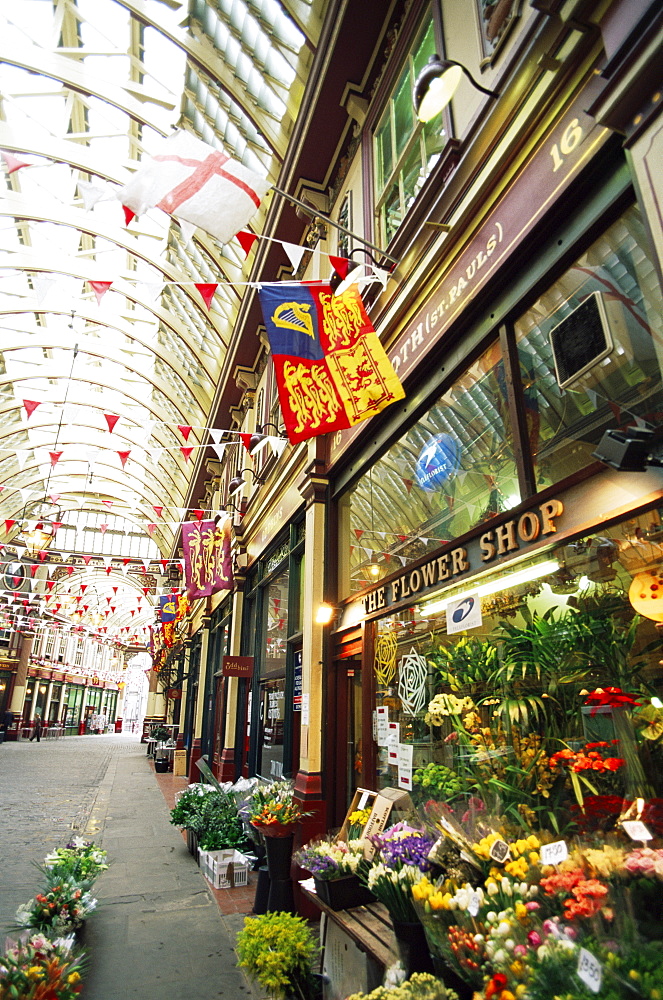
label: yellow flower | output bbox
[27,966,44,979]
[68,972,82,984]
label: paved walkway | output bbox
[0,734,261,1000]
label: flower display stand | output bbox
[264,833,295,913]
[391,919,435,976]
[314,875,375,911]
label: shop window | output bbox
[515,205,663,490]
[339,339,519,596]
[369,506,663,809]
[374,18,449,246]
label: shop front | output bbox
[328,191,663,823]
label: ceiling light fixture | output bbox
[419,559,560,617]
[413,54,499,123]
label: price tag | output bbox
[467,891,481,917]
[622,820,653,842]
[489,839,511,863]
[540,840,568,866]
[577,948,602,993]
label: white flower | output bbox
[496,921,511,937]
[493,948,508,964]
[487,882,499,896]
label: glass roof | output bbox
[0,0,321,644]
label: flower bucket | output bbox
[391,919,435,976]
[314,874,375,911]
[251,820,296,838]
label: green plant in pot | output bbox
[236,912,319,1000]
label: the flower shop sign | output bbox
[360,499,564,616]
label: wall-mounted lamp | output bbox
[248,422,287,457]
[228,468,266,498]
[222,502,243,516]
[413,54,499,122]
[315,603,337,626]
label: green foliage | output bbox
[412,762,466,803]
[345,973,458,1000]
[427,635,498,694]
[169,786,210,830]
[236,912,319,1000]
[170,786,245,850]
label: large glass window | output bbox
[370,505,663,810]
[515,205,663,489]
[374,18,449,245]
[339,339,519,596]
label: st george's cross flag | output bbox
[258,283,405,443]
[119,131,270,244]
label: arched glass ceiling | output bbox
[0,0,320,562]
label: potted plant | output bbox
[295,838,374,910]
[345,972,459,1000]
[235,911,320,1000]
[242,780,311,912]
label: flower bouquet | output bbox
[41,838,108,889]
[0,933,85,1000]
[243,779,310,837]
[15,879,98,933]
[296,838,374,910]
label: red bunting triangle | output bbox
[106,597,111,605]
[112,586,118,594]
[82,555,92,565]
[49,451,63,467]
[4,520,15,535]
[104,413,120,433]
[30,565,38,578]
[106,566,113,575]
[180,446,194,462]
[23,399,41,419]
[48,493,60,503]
[102,500,113,508]
[143,587,150,595]
[192,509,204,521]
[51,522,62,533]
[89,281,113,305]
[402,478,414,493]
[80,584,87,593]
[236,230,258,257]
[46,581,54,591]
[239,432,253,453]
[117,451,130,468]
[177,425,192,442]
[122,205,136,226]
[2,151,31,173]
[100,524,108,534]
[329,255,350,279]
[194,283,218,310]
[147,523,157,535]
[152,506,163,518]
[67,566,74,575]
[353,529,364,540]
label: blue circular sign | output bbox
[414,433,461,492]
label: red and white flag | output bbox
[119,131,270,245]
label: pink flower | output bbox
[513,945,528,957]
[527,931,542,947]
[525,901,540,911]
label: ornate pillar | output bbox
[218,578,245,780]
[9,634,33,715]
[43,681,55,723]
[188,614,211,783]
[294,440,329,835]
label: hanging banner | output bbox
[158,594,177,622]
[258,283,404,443]
[182,517,233,598]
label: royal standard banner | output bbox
[182,517,233,599]
[158,594,177,623]
[258,284,405,443]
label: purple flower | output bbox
[371,825,437,872]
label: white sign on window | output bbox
[376,705,389,745]
[446,593,482,634]
[387,722,400,764]
[397,743,413,790]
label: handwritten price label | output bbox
[489,839,511,863]
[540,840,569,866]
[468,891,481,917]
[577,948,602,993]
[622,820,653,842]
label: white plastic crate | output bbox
[205,849,250,889]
